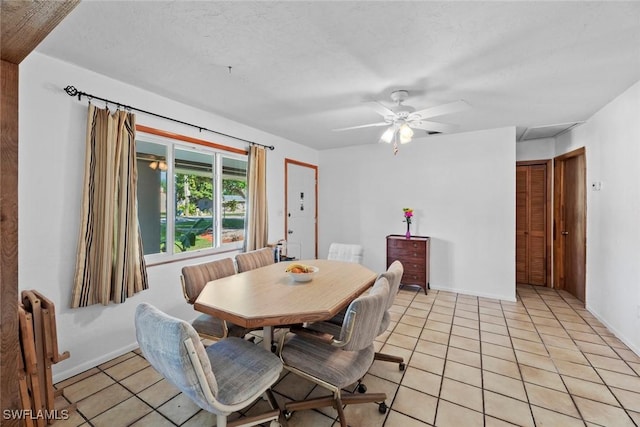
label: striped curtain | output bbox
[245,145,269,250]
[71,104,148,307]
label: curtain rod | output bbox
[63,85,275,151]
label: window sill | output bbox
[144,244,244,267]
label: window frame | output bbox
[136,128,249,265]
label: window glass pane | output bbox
[136,141,168,255]
[175,148,214,252]
[222,156,248,244]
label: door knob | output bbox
[561,231,569,235]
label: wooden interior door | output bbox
[516,161,550,286]
[554,148,586,302]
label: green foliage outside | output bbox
[170,175,246,252]
[175,174,213,216]
[222,179,246,217]
[174,217,213,252]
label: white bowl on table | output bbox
[286,265,319,282]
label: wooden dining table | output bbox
[194,259,377,350]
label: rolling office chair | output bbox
[375,260,406,370]
[235,247,277,349]
[327,243,364,264]
[325,242,365,325]
[181,258,251,340]
[315,261,407,370]
[278,276,390,427]
[135,303,283,427]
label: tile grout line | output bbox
[97,354,179,427]
[378,286,430,425]
[516,288,587,425]
[531,285,638,427]
[489,289,536,427]
[472,292,487,427]
[430,290,459,426]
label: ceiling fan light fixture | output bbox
[335,90,470,154]
[380,127,395,143]
[399,123,414,144]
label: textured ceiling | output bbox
[36,1,640,150]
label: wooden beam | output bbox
[1,2,78,424]
[1,58,20,427]
[1,0,80,64]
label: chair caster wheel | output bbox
[357,383,367,393]
[378,402,388,414]
[399,362,406,371]
[283,410,293,420]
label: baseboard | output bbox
[426,284,517,303]
[52,341,140,384]
[585,304,640,358]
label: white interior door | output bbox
[285,160,317,260]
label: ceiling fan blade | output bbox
[366,101,397,118]
[409,100,470,120]
[332,122,390,131]
[410,120,458,134]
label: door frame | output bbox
[553,147,587,300]
[284,158,318,259]
[516,159,553,287]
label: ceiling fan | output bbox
[334,90,470,154]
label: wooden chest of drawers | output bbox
[386,235,430,294]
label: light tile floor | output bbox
[53,285,640,426]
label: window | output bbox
[136,132,248,261]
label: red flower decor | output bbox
[403,208,414,225]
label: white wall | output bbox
[29,51,639,382]
[319,127,516,302]
[18,52,318,381]
[516,137,555,161]
[556,80,640,355]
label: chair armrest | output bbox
[289,325,335,345]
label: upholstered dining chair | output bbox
[135,303,283,427]
[278,276,390,427]
[374,260,406,370]
[234,247,277,348]
[311,261,406,370]
[327,242,364,264]
[235,247,274,273]
[181,258,250,340]
[324,243,364,325]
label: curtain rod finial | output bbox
[64,85,78,97]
